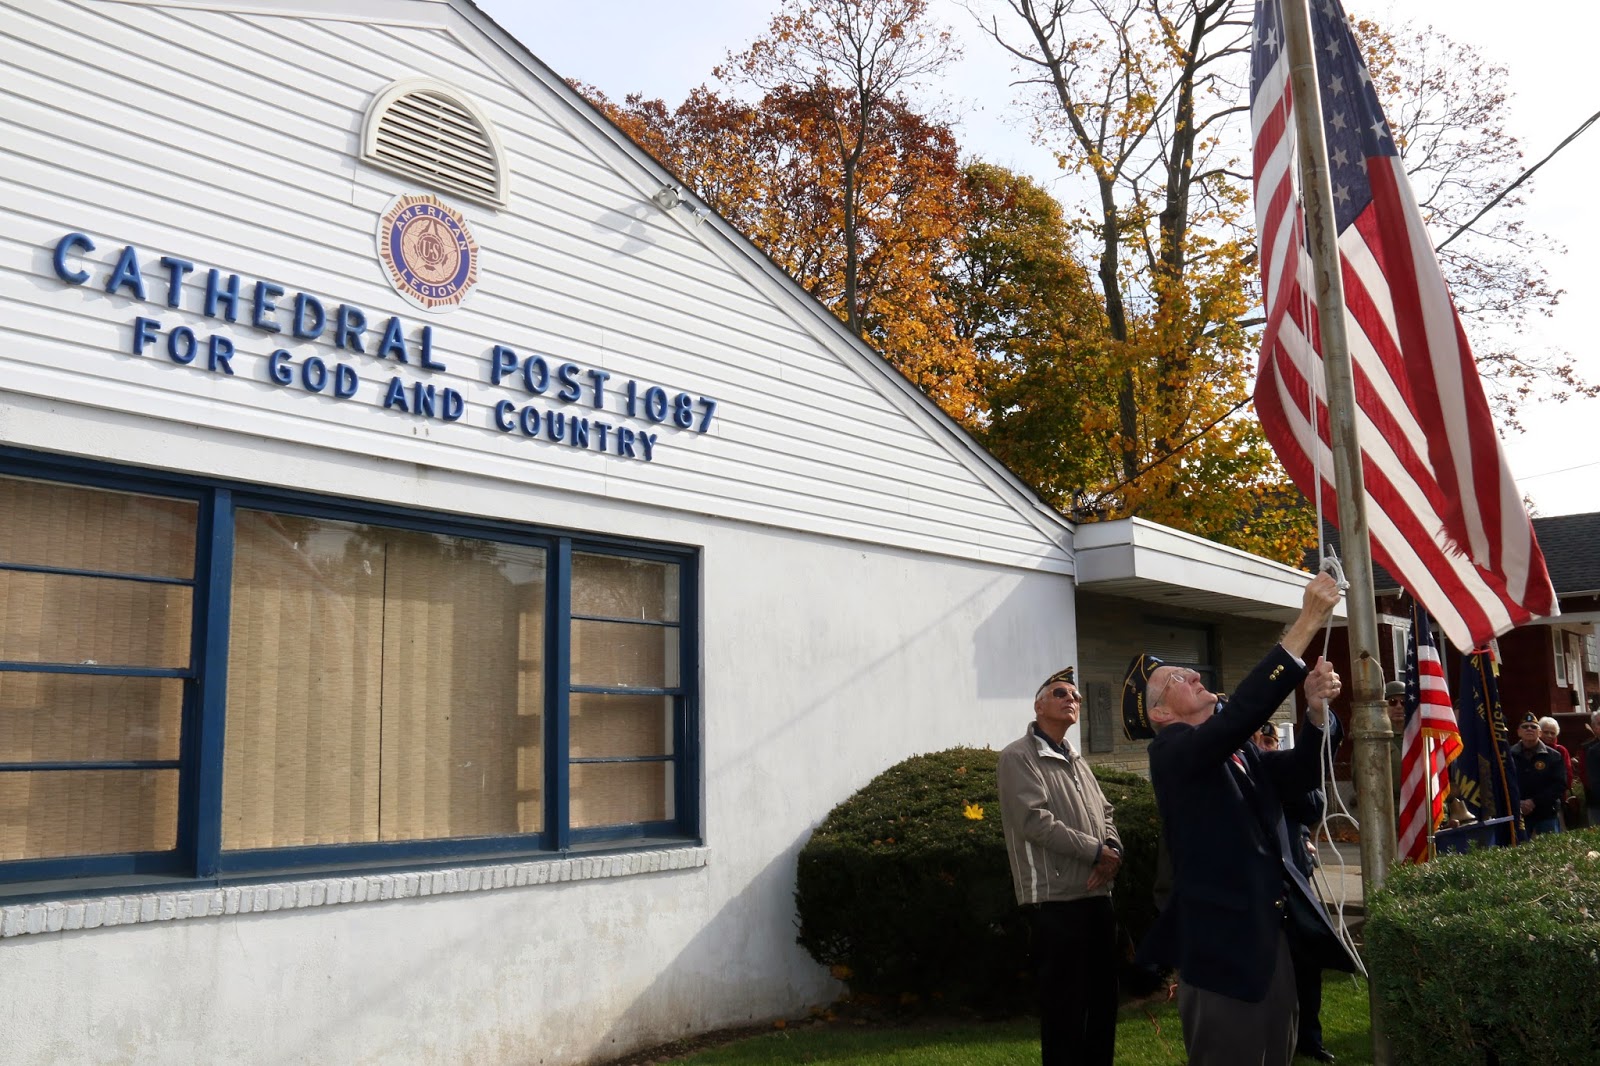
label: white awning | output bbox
[1074,517,1351,624]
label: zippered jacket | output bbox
[997,724,1119,905]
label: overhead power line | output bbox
[1519,458,1600,481]
[1435,106,1600,252]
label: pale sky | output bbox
[478,0,1600,517]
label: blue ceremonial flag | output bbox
[1450,649,1522,840]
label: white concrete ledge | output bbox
[1076,517,1349,622]
[0,846,710,939]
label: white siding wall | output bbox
[0,0,1070,573]
[0,1,1080,1062]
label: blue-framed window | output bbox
[0,451,700,890]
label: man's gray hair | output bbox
[1538,715,1560,733]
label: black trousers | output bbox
[1291,942,1324,1052]
[1028,896,1118,1066]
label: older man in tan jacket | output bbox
[997,666,1122,1066]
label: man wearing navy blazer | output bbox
[1124,572,1358,1065]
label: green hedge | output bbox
[1366,827,1600,1064]
[794,747,1160,1010]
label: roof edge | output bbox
[454,0,1077,550]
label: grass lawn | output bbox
[670,975,1374,1065]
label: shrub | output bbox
[1365,827,1600,1065]
[794,747,1160,1011]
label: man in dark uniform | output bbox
[1123,573,1357,1066]
[1511,712,1565,837]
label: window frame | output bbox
[0,448,701,892]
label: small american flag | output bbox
[1248,0,1558,651]
[1397,600,1462,862]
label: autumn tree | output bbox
[583,1,1320,559]
[582,2,983,421]
[947,163,1115,500]
[967,1,1586,561]
[723,0,957,334]
[941,160,1305,557]
[966,0,1314,560]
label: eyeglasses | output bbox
[1148,668,1198,710]
[1047,686,1081,703]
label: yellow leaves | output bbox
[962,803,985,821]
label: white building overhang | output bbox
[1074,517,1351,624]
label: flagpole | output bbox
[1423,738,1436,860]
[1280,2,1395,1062]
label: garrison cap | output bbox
[1121,654,1164,741]
[1036,666,1075,696]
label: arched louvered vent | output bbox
[361,79,507,207]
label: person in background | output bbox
[1254,721,1281,752]
[1511,713,1565,837]
[1536,717,1574,825]
[1538,716,1574,826]
[998,666,1121,1066]
[1349,682,1405,836]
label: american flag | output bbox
[1397,600,1463,862]
[1248,0,1558,651]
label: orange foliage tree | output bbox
[585,0,981,421]
[585,0,1313,561]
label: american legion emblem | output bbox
[376,193,479,312]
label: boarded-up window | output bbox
[1,468,697,881]
[568,553,681,829]
[0,475,194,862]
[224,513,545,850]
